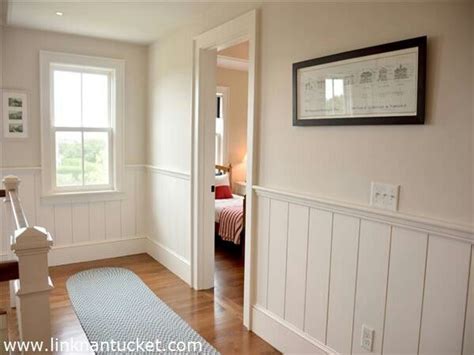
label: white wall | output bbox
[147,34,194,173]
[253,4,473,352]
[257,2,472,227]
[145,5,258,270]
[253,189,473,355]
[146,2,473,354]
[146,30,194,273]
[0,166,147,265]
[217,66,248,185]
[2,26,148,167]
[0,27,148,263]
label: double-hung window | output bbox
[40,52,124,197]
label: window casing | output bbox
[40,52,124,198]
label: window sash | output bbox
[52,127,113,192]
[50,65,114,192]
[215,91,226,165]
[215,132,223,165]
[51,65,112,129]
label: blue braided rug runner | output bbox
[67,267,219,354]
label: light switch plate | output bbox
[370,182,400,211]
[361,324,374,352]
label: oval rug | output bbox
[66,267,219,354]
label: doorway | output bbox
[214,41,249,317]
[191,10,257,328]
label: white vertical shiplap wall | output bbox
[383,228,427,354]
[304,209,332,342]
[253,188,473,355]
[463,246,474,355]
[146,166,191,264]
[0,166,146,263]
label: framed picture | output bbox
[293,36,426,126]
[3,91,28,138]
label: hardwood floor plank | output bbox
[1,252,278,354]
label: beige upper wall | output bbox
[1,26,148,167]
[257,2,472,226]
[146,2,257,173]
[149,2,473,226]
[217,66,248,185]
[148,31,193,173]
[472,2,474,224]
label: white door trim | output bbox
[191,10,258,329]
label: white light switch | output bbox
[370,182,400,211]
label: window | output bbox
[215,87,229,165]
[215,93,224,165]
[40,52,124,197]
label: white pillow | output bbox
[215,173,230,187]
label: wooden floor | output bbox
[1,252,278,354]
[212,241,246,320]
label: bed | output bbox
[215,164,246,246]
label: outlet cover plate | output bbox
[361,324,374,352]
[370,182,400,211]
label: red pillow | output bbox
[215,185,233,199]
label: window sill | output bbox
[40,190,126,205]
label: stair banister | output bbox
[3,175,54,352]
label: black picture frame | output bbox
[292,36,427,126]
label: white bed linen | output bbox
[215,194,243,223]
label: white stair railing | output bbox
[3,176,54,353]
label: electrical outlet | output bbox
[370,182,400,211]
[361,324,374,352]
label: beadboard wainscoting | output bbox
[145,165,191,284]
[253,186,473,355]
[0,166,147,265]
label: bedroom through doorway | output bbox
[213,41,249,317]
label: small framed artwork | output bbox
[293,36,426,126]
[3,91,28,138]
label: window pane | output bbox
[216,117,224,136]
[82,73,109,128]
[56,131,82,187]
[84,132,109,186]
[53,70,81,127]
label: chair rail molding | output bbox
[253,186,473,243]
[145,165,191,180]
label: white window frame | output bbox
[40,51,125,200]
[216,86,229,165]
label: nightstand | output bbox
[233,181,246,196]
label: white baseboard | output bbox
[251,305,337,355]
[8,236,191,285]
[146,237,191,284]
[49,237,147,266]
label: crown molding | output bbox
[217,55,248,72]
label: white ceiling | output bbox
[7,0,457,44]
[6,0,258,44]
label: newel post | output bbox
[11,227,53,346]
[4,176,54,350]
